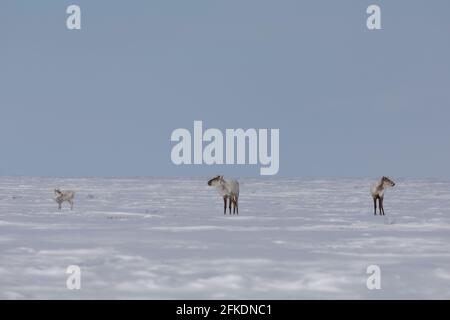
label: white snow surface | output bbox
[1,176,450,299]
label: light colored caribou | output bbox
[207,176,239,214]
[54,189,75,210]
[370,176,395,215]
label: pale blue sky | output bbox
[1,0,450,178]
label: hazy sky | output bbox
[1,0,450,178]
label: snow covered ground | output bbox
[0,176,450,299]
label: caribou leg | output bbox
[373,197,377,215]
[223,197,227,214]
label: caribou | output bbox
[54,189,75,210]
[207,175,239,215]
[370,176,395,215]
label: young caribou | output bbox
[207,176,239,214]
[54,189,75,210]
[370,176,395,215]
